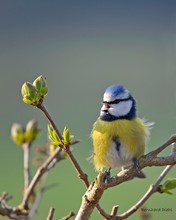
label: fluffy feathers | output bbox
[92,118,149,171]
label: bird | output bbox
[92,84,152,179]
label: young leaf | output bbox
[63,127,74,145]
[33,75,48,96]
[159,178,176,195]
[48,124,62,146]
[21,82,40,105]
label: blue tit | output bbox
[92,84,152,177]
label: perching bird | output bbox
[92,84,152,178]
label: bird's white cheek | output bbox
[109,101,132,117]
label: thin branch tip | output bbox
[111,205,119,217]
[171,142,176,154]
[70,139,81,145]
[171,134,176,142]
[62,211,75,220]
[46,207,55,220]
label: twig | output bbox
[37,102,109,218]
[20,147,62,210]
[47,208,55,220]
[105,135,176,189]
[37,102,89,188]
[117,143,176,220]
[23,142,31,193]
[148,135,176,157]
[117,165,174,220]
[96,204,111,220]
[75,139,176,220]
[38,103,63,141]
[61,211,75,220]
[0,192,8,202]
[111,206,119,220]
[0,161,56,219]
[29,173,48,219]
[0,199,28,220]
[19,81,176,220]
[64,148,89,188]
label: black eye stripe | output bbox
[102,97,131,105]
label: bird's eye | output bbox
[111,99,120,104]
[102,99,121,105]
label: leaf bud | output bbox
[21,82,39,105]
[33,75,48,96]
[25,120,40,143]
[11,123,25,146]
[48,124,62,146]
[159,178,176,195]
[63,127,74,146]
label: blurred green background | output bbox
[0,1,176,219]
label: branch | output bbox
[64,147,89,188]
[106,135,176,188]
[37,103,63,141]
[116,143,176,219]
[116,165,173,220]
[46,208,55,220]
[20,147,62,210]
[28,173,48,219]
[62,211,75,220]
[23,142,31,193]
[37,102,89,188]
[37,102,110,218]
[0,146,63,220]
[96,204,112,220]
[75,136,176,220]
[75,173,106,220]
[111,206,119,220]
[149,135,176,156]
[37,102,176,220]
[0,192,28,220]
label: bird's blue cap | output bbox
[103,84,130,102]
[105,84,125,97]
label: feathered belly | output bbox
[92,118,148,171]
[107,141,133,168]
[93,132,133,170]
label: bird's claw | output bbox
[104,168,111,183]
[133,158,140,172]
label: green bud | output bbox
[21,82,39,105]
[11,123,25,146]
[159,178,176,195]
[163,179,176,190]
[48,124,61,146]
[63,127,74,145]
[33,75,48,97]
[25,120,40,143]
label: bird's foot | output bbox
[104,168,111,183]
[133,158,140,172]
[133,158,146,178]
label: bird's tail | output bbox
[134,170,146,178]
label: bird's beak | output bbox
[101,103,111,112]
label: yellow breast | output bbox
[92,118,149,171]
